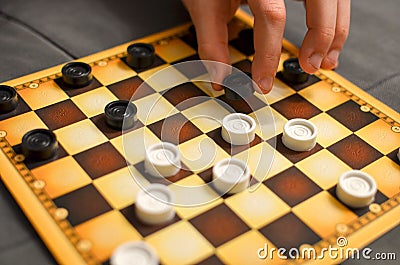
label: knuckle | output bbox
[315,27,335,42]
[258,1,286,22]
[335,26,349,41]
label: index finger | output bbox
[298,0,338,73]
[248,0,286,93]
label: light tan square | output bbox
[18,81,69,110]
[170,175,223,220]
[31,156,91,199]
[0,111,47,146]
[54,119,108,155]
[75,210,142,262]
[146,221,214,265]
[193,77,225,98]
[363,157,400,197]
[71,87,118,118]
[92,59,137,86]
[111,127,160,165]
[225,185,290,229]
[235,143,292,182]
[356,119,400,155]
[179,134,229,174]
[255,79,295,105]
[310,113,352,148]
[250,108,287,140]
[155,38,196,63]
[299,81,349,111]
[134,93,178,124]
[293,191,358,238]
[296,149,351,190]
[138,64,188,92]
[94,167,149,210]
[217,230,284,265]
[182,99,230,133]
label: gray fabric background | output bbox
[0,0,398,264]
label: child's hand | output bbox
[182,0,350,93]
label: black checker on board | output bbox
[276,71,321,92]
[0,95,31,122]
[55,77,103,97]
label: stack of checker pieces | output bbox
[0,11,399,265]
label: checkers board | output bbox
[0,10,399,265]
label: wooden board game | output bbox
[0,10,399,265]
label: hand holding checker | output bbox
[183,0,350,93]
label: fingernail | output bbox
[308,53,323,70]
[327,50,340,66]
[258,77,274,93]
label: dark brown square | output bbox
[55,77,102,97]
[74,142,126,180]
[180,31,198,50]
[54,184,112,226]
[327,185,388,217]
[91,113,144,140]
[107,76,155,101]
[198,167,214,183]
[120,204,181,237]
[271,94,322,120]
[162,83,209,111]
[264,167,322,207]
[133,161,193,184]
[189,203,250,247]
[197,255,224,265]
[276,71,321,92]
[207,127,262,156]
[233,60,252,74]
[259,212,321,250]
[217,94,266,114]
[0,96,31,121]
[327,100,379,132]
[387,148,400,166]
[230,37,254,56]
[267,134,323,164]
[121,55,166,73]
[35,100,86,130]
[173,54,207,79]
[327,134,382,169]
[147,113,203,145]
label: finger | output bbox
[298,0,338,73]
[248,0,286,93]
[185,1,231,90]
[321,0,351,69]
